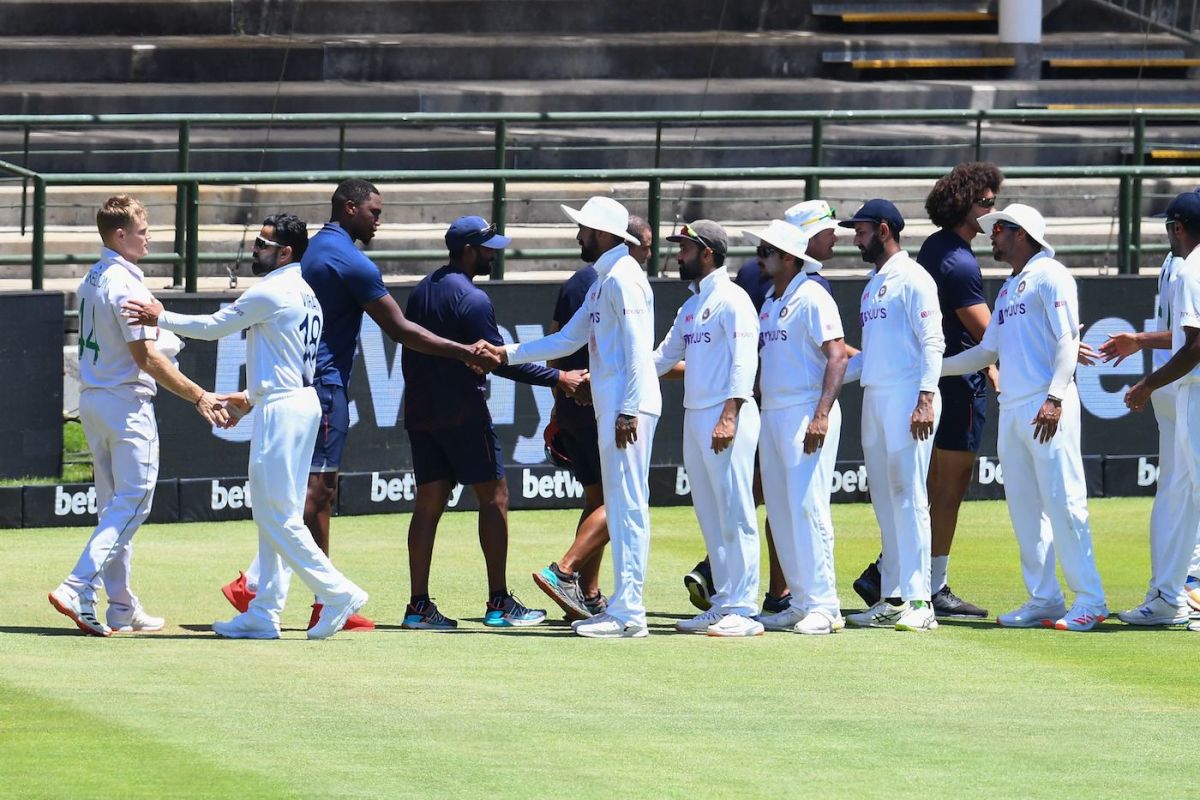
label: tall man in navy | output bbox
[218,179,498,631]
[402,216,586,629]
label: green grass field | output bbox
[2,498,1196,799]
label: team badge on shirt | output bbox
[1017,280,1027,293]
[877,284,888,299]
[702,307,711,321]
[779,305,789,318]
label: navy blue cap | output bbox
[837,199,905,233]
[445,215,511,250]
[1161,191,1200,223]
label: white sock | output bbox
[931,556,950,593]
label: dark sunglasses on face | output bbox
[975,196,997,208]
[991,221,1021,235]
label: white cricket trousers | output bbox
[861,385,939,602]
[759,401,841,618]
[596,410,658,628]
[683,401,760,616]
[64,389,158,612]
[1147,386,1197,607]
[1170,383,1200,594]
[995,385,1105,609]
[245,388,361,626]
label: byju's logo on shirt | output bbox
[997,301,1027,324]
[859,308,888,325]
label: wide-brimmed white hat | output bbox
[561,196,640,246]
[980,203,1055,258]
[742,219,822,269]
[783,199,839,237]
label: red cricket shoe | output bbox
[307,603,375,632]
[220,572,256,613]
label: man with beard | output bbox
[401,215,587,629]
[842,200,945,632]
[852,163,1001,619]
[533,215,652,621]
[217,180,500,632]
[653,220,763,637]
[123,213,368,640]
[483,196,661,639]
[942,203,1108,630]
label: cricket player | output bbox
[841,199,945,632]
[654,220,763,637]
[941,203,1108,631]
[484,196,661,639]
[124,213,368,639]
[1116,190,1200,630]
[745,218,848,635]
[48,195,227,637]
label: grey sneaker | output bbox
[583,591,608,616]
[48,587,110,637]
[532,564,591,621]
[847,600,909,628]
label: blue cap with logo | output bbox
[445,215,511,250]
[838,198,905,233]
[1162,190,1200,223]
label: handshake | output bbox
[191,390,253,430]
[467,339,591,405]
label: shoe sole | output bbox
[847,617,901,628]
[48,592,111,637]
[683,575,713,612]
[895,620,938,632]
[1117,615,1188,626]
[483,614,546,628]
[1048,614,1107,631]
[706,629,765,637]
[110,623,165,633]
[575,627,649,639]
[401,622,458,631]
[212,626,280,640]
[531,571,591,621]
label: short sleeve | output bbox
[108,277,156,344]
[806,287,844,345]
[342,254,388,307]
[1041,269,1078,340]
[1177,267,1200,331]
[941,249,986,311]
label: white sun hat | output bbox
[979,203,1055,258]
[560,196,640,245]
[783,199,839,237]
[742,219,822,268]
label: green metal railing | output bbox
[4,162,1200,290]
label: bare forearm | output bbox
[815,352,847,418]
[142,351,205,403]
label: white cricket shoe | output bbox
[675,607,723,634]
[212,612,280,640]
[706,614,764,637]
[48,587,111,637]
[1049,603,1108,632]
[794,609,844,635]
[847,600,908,628]
[107,606,165,633]
[573,612,648,639]
[1116,592,1188,626]
[757,605,807,631]
[1188,620,1200,633]
[996,599,1067,628]
[895,602,938,632]
[308,588,369,640]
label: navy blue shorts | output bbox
[409,422,504,487]
[310,381,349,473]
[559,423,602,487]
[935,373,986,452]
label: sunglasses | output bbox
[253,235,282,250]
[991,221,1021,235]
[975,196,997,208]
[680,224,715,251]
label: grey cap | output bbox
[666,219,728,256]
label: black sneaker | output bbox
[683,559,715,611]
[582,591,608,617]
[931,585,988,618]
[762,591,792,615]
[532,563,592,621]
[484,593,547,627]
[402,598,458,630]
[852,560,882,607]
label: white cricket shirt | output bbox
[1171,246,1200,386]
[506,243,662,418]
[758,271,845,410]
[76,247,159,397]
[652,267,759,410]
[978,252,1080,407]
[1153,252,1185,372]
[858,251,944,392]
[159,263,322,404]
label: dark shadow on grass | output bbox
[0,625,88,636]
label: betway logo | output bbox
[522,468,584,500]
[55,486,97,516]
[212,480,253,510]
[1138,457,1159,487]
[370,472,464,506]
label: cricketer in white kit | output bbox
[654,220,763,638]
[48,195,227,638]
[841,199,945,632]
[1121,190,1200,632]
[744,219,848,635]
[493,196,661,638]
[942,203,1108,631]
[124,214,368,640]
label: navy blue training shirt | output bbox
[733,257,772,312]
[551,264,597,433]
[916,228,987,357]
[402,265,560,431]
[302,223,388,388]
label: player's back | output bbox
[241,264,324,403]
[76,248,156,397]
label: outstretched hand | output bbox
[215,391,252,429]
